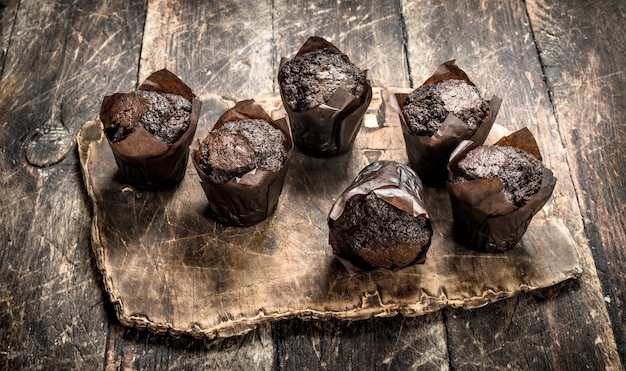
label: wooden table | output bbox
[1,0,624,369]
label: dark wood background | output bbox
[1,0,624,369]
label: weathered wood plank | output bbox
[444,281,613,370]
[105,322,273,370]
[0,0,146,369]
[270,0,448,368]
[0,0,18,75]
[140,0,275,103]
[273,314,448,370]
[101,1,277,369]
[400,0,620,368]
[527,0,626,363]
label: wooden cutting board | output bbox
[77,89,582,338]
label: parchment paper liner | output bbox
[446,128,557,253]
[192,100,293,227]
[389,60,502,187]
[328,160,432,270]
[278,36,373,157]
[99,69,201,190]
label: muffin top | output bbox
[332,191,431,251]
[453,145,545,207]
[105,90,192,145]
[402,79,489,137]
[279,48,367,112]
[195,119,287,184]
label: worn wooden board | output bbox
[78,89,581,339]
[0,1,147,369]
[527,0,626,363]
[273,312,449,370]
[0,0,18,74]
[248,2,448,368]
[140,0,274,100]
[401,0,622,368]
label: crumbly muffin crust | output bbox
[106,90,191,145]
[196,119,287,184]
[403,79,489,137]
[453,145,545,207]
[279,48,367,112]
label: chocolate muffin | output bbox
[279,47,368,112]
[278,36,372,157]
[99,69,200,190]
[192,100,293,227]
[105,90,192,145]
[390,60,501,187]
[329,161,432,269]
[447,128,557,253]
[195,119,288,185]
[453,145,544,207]
[402,79,490,137]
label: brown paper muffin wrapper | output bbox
[328,160,432,270]
[278,36,373,157]
[446,128,557,253]
[99,69,201,190]
[192,100,293,227]
[389,60,502,187]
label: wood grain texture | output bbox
[0,0,146,369]
[444,280,611,370]
[400,0,620,368]
[0,0,18,75]
[268,2,435,367]
[104,322,273,370]
[526,0,626,362]
[273,313,449,370]
[100,1,277,369]
[140,0,274,103]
